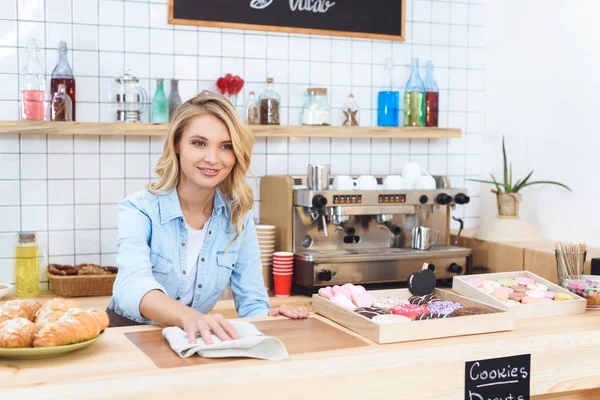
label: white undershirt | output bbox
[181,221,208,306]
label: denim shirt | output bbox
[108,188,270,324]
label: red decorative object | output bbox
[216,73,245,96]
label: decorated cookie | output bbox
[483,280,501,289]
[318,287,334,300]
[527,283,548,292]
[373,296,409,309]
[332,293,357,311]
[408,294,443,306]
[351,291,374,308]
[427,301,464,315]
[495,286,515,294]
[354,307,390,319]
[554,293,575,301]
[508,292,525,302]
[466,278,484,287]
[333,284,353,299]
[521,296,540,304]
[498,279,518,287]
[525,290,545,299]
[510,285,528,293]
[391,304,430,319]
[504,299,522,307]
[408,268,436,296]
[544,291,557,299]
[515,277,535,286]
[538,297,553,303]
[449,307,491,317]
[491,289,509,302]
[372,314,412,324]
[479,287,495,294]
[351,285,367,294]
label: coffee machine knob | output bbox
[316,270,332,281]
[454,193,470,205]
[312,194,328,208]
[436,193,452,205]
[448,263,463,274]
[419,195,429,204]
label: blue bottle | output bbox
[377,58,399,127]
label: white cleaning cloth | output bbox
[162,320,289,360]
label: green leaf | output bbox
[519,181,572,191]
[506,162,513,192]
[465,177,506,193]
[490,173,505,192]
[502,136,508,187]
[513,170,534,192]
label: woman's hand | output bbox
[180,310,240,345]
[268,304,309,319]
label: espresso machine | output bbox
[260,167,472,293]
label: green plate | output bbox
[0,332,104,359]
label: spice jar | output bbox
[342,94,359,126]
[245,91,259,125]
[301,88,330,126]
[259,78,280,125]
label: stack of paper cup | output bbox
[256,225,276,289]
[273,251,294,297]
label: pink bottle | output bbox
[21,39,47,121]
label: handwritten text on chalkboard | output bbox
[465,354,531,400]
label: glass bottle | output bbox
[50,41,76,121]
[259,78,280,125]
[403,58,426,127]
[244,91,259,125]
[151,78,169,123]
[168,78,182,122]
[301,88,331,126]
[21,39,47,121]
[342,94,360,126]
[423,61,439,127]
[15,232,40,297]
[51,83,73,121]
[377,58,399,127]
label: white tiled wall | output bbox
[0,0,484,286]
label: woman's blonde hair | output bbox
[147,91,254,239]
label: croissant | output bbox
[0,299,42,322]
[0,318,38,348]
[33,308,109,348]
[75,264,109,275]
[34,298,78,328]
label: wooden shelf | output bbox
[0,121,461,139]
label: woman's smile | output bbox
[197,166,221,177]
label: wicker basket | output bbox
[47,272,116,297]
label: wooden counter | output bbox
[453,229,600,284]
[0,312,599,399]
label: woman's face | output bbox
[178,114,236,190]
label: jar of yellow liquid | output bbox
[15,232,40,297]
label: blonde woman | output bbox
[108,91,308,344]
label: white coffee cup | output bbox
[402,162,421,189]
[383,175,404,190]
[417,174,437,190]
[333,175,355,191]
[354,175,378,190]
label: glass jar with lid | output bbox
[301,88,331,126]
[245,91,259,125]
[259,78,280,125]
[114,68,148,123]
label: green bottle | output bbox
[151,78,168,123]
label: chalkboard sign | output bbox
[465,354,531,400]
[168,0,405,41]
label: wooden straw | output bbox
[555,242,587,282]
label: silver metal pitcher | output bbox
[411,226,439,250]
[307,164,330,190]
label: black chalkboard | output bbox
[169,0,405,41]
[465,354,531,400]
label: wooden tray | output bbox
[125,317,369,368]
[312,288,514,344]
[452,271,587,320]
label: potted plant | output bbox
[468,136,571,217]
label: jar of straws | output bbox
[555,242,587,287]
